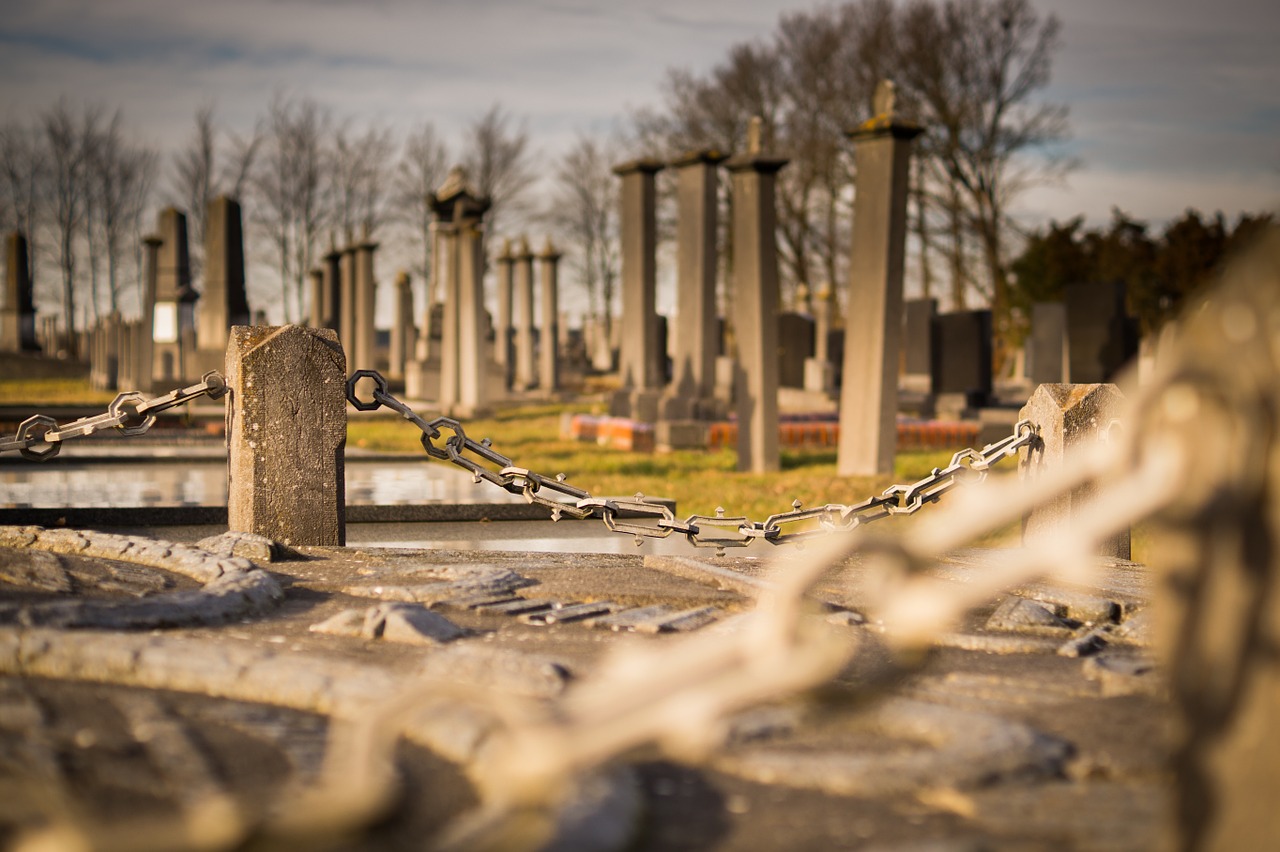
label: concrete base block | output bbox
[656,420,708,451]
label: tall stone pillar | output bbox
[538,237,562,393]
[727,122,788,473]
[388,271,414,382]
[338,236,358,371]
[513,236,536,391]
[227,325,346,547]
[612,159,665,391]
[430,166,491,416]
[1,232,38,352]
[354,229,379,372]
[494,238,515,386]
[836,82,922,476]
[138,234,161,391]
[198,196,250,354]
[669,149,726,410]
[321,240,342,331]
[153,208,197,384]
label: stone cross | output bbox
[836,80,923,476]
[226,325,346,546]
[726,138,789,473]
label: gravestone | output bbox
[837,81,922,476]
[804,287,836,394]
[320,240,342,331]
[494,239,515,386]
[153,208,197,384]
[612,159,664,392]
[902,298,936,378]
[1026,302,1067,385]
[513,237,536,391]
[668,149,725,410]
[777,312,815,389]
[1,232,37,352]
[353,230,379,373]
[930,309,993,401]
[728,119,788,473]
[1064,281,1138,383]
[198,196,250,355]
[388,271,415,382]
[226,325,346,546]
[538,237,562,393]
[338,238,358,370]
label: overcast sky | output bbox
[1,0,1277,230]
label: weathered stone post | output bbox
[728,120,789,473]
[1018,383,1129,558]
[836,81,922,476]
[198,196,250,354]
[666,149,726,418]
[338,236,358,370]
[538,237,562,393]
[354,228,379,372]
[513,237,536,391]
[612,158,665,394]
[1,231,38,352]
[226,325,346,546]
[388,270,414,382]
[494,238,515,386]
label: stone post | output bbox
[612,158,665,391]
[2,231,38,352]
[199,196,250,354]
[388,270,414,382]
[1018,383,1129,558]
[836,81,922,477]
[338,236,358,371]
[354,229,379,373]
[495,238,515,386]
[455,218,489,414]
[226,325,346,546]
[669,149,726,409]
[538,237,562,393]
[513,236,536,391]
[727,120,789,473]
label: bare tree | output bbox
[171,103,262,287]
[44,101,98,351]
[548,134,621,339]
[88,112,157,316]
[897,0,1072,360]
[462,104,537,240]
[253,94,330,322]
[391,122,449,304]
[330,122,395,238]
[0,121,49,300]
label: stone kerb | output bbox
[1018,383,1129,559]
[226,325,347,546]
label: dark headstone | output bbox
[930,310,993,400]
[902,298,937,376]
[1064,281,1138,383]
[777,312,815,388]
[2,231,37,352]
[1027,302,1067,384]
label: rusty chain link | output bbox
[0,372,228,461]
[347,369,1037,550]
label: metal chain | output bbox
[0,372,228,461]
[347,369,1037,550]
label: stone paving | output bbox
[0,523,1168,850]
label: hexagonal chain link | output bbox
[0,372,228,461]
[346,370,1037,550]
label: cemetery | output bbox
[0,64,1277,852]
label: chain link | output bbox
[0,372,228,461]
[346,369,1037,550]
